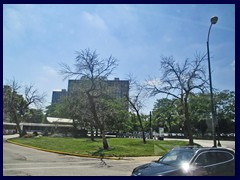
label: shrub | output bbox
[33,131,39,136]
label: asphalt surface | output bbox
[3,135,159,176]
[3,134,235,176]
[4,141,159,176]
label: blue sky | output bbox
[3,4,235,114]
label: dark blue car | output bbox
[131,147,235,176]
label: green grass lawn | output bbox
[10,137,189,157]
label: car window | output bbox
[159,149,196,166]
[195,153,208,166]
[195,151,234,166]
[215,152,233,163]
[160,150,178,162]
[195,152,217,166]
[206,152,218,164]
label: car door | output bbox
[192,152,210,176]
[213,151,235,176]
[193,151,235,176]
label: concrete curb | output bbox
[6,139,122,160]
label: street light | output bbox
[207,16,218,147]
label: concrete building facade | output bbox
[52,77,129,110]
[68,77,129,99]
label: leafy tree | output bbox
[141,114,150,132]
[152,98,178,133]
[45,103,64,118]
[195,120,208,137]
[46,90,95,138]
[189,93,210,137]
[188,90,235,137]
[103,98,129,133]
[59,90,91,128]
[215,90,235,134]
[128,113,141,133]
[3,85,13,122]
[24,109,45,123]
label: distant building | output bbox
[51,77,129,111]
[106,77,129,99]
[51,89,67,104]
[68,77,129,99]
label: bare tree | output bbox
[148,53,207,145]
[126,76,148,144]
[6,79,46,137]
[25,84,45,108]
[60,49,118,149]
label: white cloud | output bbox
[81,11,108,30]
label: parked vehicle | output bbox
[131,147,235,176]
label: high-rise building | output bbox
[68,77,129,99]
[105,78,129,99]
[51,89,67,104]
[51,77,129,111]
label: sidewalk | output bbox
[3,134,19,141]
[164,138,235,149]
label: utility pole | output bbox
[207,16,218,147]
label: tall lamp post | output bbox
[207,16,218,147]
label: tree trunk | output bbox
[167,117,172,133]
[12,111,23,137]
[16,122,23,137]
[136,111,146,144]
[126,95,146,144]
[184,96,194,145]
[101,130,109,149]
[90,124,95,141]
[87,92,109,149]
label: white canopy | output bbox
[47,117,72,124]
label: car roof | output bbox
[172,146,235,154]
[196,147,235,154]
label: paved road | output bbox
[3,139,156,176]
[3,135,235,176]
